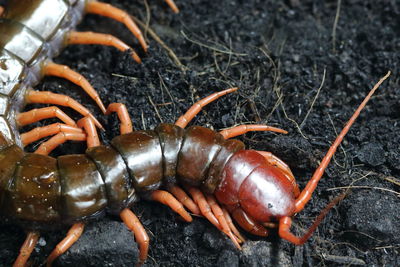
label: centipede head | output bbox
[238,163,297,223]
[216,150,297,228]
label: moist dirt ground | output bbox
[0,0,399,266]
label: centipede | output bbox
[0,0,392,266]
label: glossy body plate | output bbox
[58,154,107,222]
[0,49,26,97]
[0,19,44,65]
[5,153,61,223]
[215,150,296,222]
[154,123,185,181]
[111,131,164,192]
[3,0,69,41]
[0,144,25,214]
[86,145,136,213]
[177,126,225,185]
[202,139,244,193]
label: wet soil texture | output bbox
[0,0,399,266]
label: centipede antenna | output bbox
[279,192,348,245]
[294,71,391,213]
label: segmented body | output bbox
[0,0,88,145]
[0,0,203,230]
[0,0,294,228]
[0,0,389,265]
[0,122,296,228]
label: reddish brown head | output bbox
[215,150,297,224]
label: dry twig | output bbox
[332,0,342,52]
[300,68,326,128]
[181,31,247,56]
[131,15,186,71]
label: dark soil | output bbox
[0,0,399,266]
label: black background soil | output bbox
[0,0,399,266]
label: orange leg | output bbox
[175,87,238,128]
[280,192,347,245]
[205,194,242,248]
[26,90,103,129]
[222,207,246,243]
[77,117,100,148]
[169,186,243,244]
[168,185,201,215]
[35,132,86,155]
[43,62,106,113]
[17,106,76,127]
[0,6,4,17]
[21,123,83,146]
[13,231,40,267]
[294,71,390,213]
[66,31,141,63]
[187,187,220,228]
[86,1,148,52]
[187,187,241,248]
[120,208,149,266]
[106,103,133,135]
[46,223,84,267]
[219,124,288,139]
[164,0,180,13]
[256,151,300,197]
[150,190,192,222]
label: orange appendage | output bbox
[86,1,148,52]
[67,31,141,63]
[175,87,238,128]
